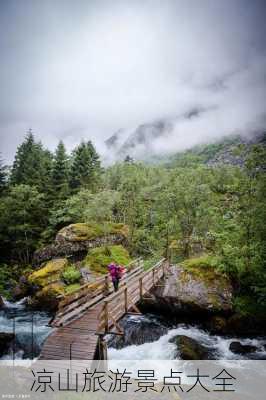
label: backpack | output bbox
[116,265,124,279]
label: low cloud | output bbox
[0,0,265,163]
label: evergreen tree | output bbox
[0,184,46,264]
[52,141,69,198]
[10,130,53,191]
[69,141,101,190]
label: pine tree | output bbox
[69,141,101,190]
[10,130,53,191]
[52,141,69,198]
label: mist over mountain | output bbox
[103,109,266,164]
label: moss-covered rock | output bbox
[208,316,228,334]
[150,260,233,314]
[34,222,129,265]
[57,222,128,242]
[28,282,65,311]
[28,258,69,287]
[170,335,210,360]
[27,258,83,311]
[84,245,131,274]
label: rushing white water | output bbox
[108,316,266,361]
[0,298,52,359]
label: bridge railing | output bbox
[97,258,167,334]
[51,258,144,327]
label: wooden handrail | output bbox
[51,258,144,327]
[97,258,166,333]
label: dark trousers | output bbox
[112,278,119,292]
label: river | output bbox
[0,299,265,360]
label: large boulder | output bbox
[149,263,233,315]
[170,335,210,360]
[33,223,128,266]
[108,315,168,349]
[11,275,32,301]
[27,258,76,311]
[28,258,69,287]
[229,341,257,355]
[27,282,65,311]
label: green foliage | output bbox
[0,185,46,264]
[233,295,265,317]
[143,254,163,271]
[0,133,265,312]
[69,141,101,191]
[52,141,70,199]
[0,264,13,298]
[84,245,131,274]
[61,266,81,285]
[10,131,53,192]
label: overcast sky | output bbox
[0,0,265,163]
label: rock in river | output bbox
[149,264,233,315]
[108,315,168,349]
[170,335,210,360]
[229,341,257,355]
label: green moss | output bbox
[36,282,65,298]
[64,283,81,294]
[69,223,103,241]
[28,258,69,287]
[59,222,129,242]
[84,245,131,274]
[180,255,229,290]
[182,254,219,270]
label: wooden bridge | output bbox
[39,258,169,360]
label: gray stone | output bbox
[149,265,233,314]
[229,341,257,355]
[170,335,210,360]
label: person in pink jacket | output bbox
[108,262,125,292]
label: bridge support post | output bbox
[124,287,128,312]
[98,334,108,360]
[139,277,143,300]
[104,276,110,296]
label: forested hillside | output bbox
[0,132,265,315]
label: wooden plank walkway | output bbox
[39,258,168,360]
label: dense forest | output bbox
[0,131,265,315]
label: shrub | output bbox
[61,266,81,285]
[84,245,131,274]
